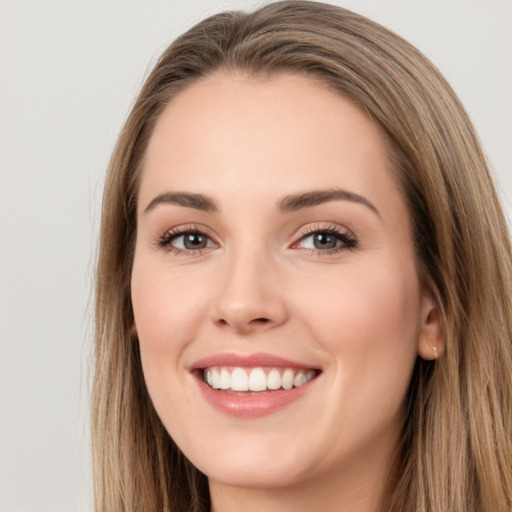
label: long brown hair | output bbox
[92,2,512,510]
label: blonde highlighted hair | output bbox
[92,2,512,510]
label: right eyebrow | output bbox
[278,188,381,218]
[143,192,218,214]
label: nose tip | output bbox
[211,256,287,333]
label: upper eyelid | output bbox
[156,224,218,247]
[162,224,215,238]
[295,222,355,239]
[292,223,358,250]
[296,230,354,245]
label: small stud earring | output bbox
[433,346,439,359]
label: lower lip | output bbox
[194,374,317,418]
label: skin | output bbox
[131,72,443,512]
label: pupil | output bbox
[314,233,337,249]
[184,233,206,249]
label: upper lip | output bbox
[190,352,320,371]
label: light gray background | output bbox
[0,1,510,511]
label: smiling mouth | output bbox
[201,366,320,393]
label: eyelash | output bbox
[156,224,357,256]
[156,225,216,256]
[294,225,358,254]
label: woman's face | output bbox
[131,73,440,495]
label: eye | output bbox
[157,226,217,254]
[301,232,340,250]
[294,226,357,253]
[173,232,211,250]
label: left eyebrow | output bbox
[278,188,381,218]
[143,192,218,214]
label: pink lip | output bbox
[190,352,318,371]
[190,352,320,418]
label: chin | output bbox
[199,457,307,491]
[177,431,311,490]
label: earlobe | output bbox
[417,291,445,360]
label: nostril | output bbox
[215,316,271,331]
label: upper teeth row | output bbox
[204,367,316,392]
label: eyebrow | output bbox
[278,188,380,217]
[143,188,380,218]
[143,192,218,214]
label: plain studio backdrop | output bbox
[0,1,510,510]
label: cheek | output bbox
[130,261,212,415]
[131,260,210,353]
[295,261,421,451]
[295,259,421,385]
[130,259,213,431]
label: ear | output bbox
[417,289,445,360]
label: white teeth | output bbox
[293,372,305,388]
[219,368,231,389]
[231,368,249,391]
[204,366,316,392]
[211,368,220,389]
[282,369,294,390]
[267,368,282,390]
[248,368,267,391]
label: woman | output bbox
[92,1,512,511]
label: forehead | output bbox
[139,72,402,218]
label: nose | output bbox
[210,248,288,334]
